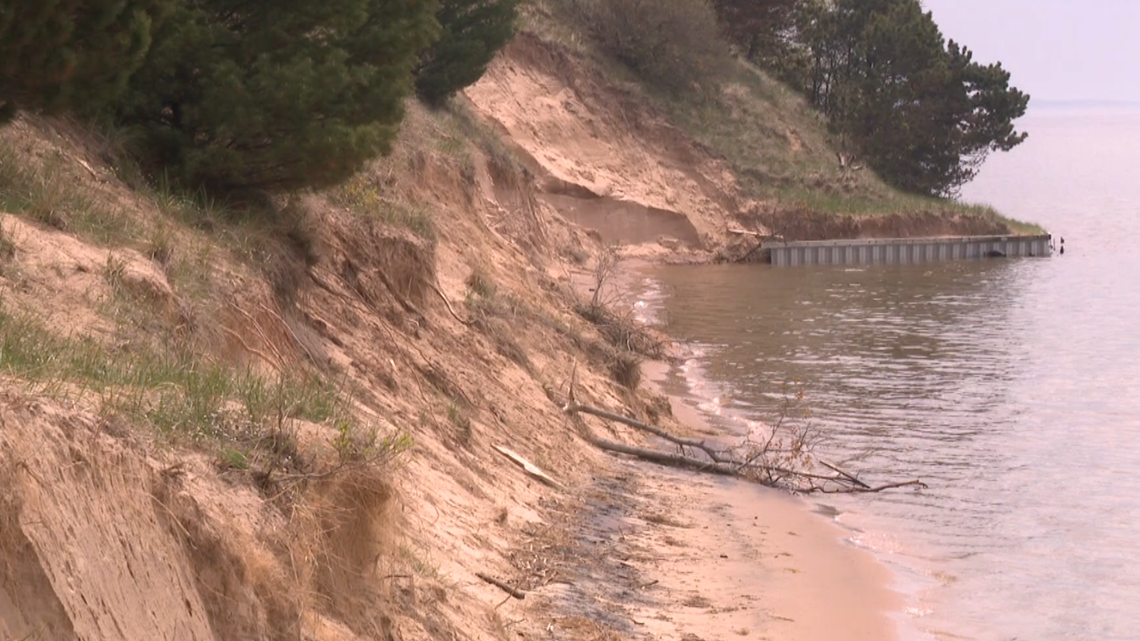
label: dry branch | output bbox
[431,280,474,326]
[818,458,870,489]
[493,445,562,489]
[563,401,925,494]
[476,572,526,600]
[734,224,787,263]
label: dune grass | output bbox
[0,297,354,444]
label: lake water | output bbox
[642,106,1140,640]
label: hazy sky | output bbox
[921,0,1140,103]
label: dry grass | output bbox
[329,174,437,242]
[609,350,642,390]
[464,268,534,371]
[0,296,395,484]
[0,141,135,243]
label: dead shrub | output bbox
[569,0,730,94]
[575,301,667,360]
[466,291,532,371]
[465,264,498,299]
[337,215,436,310]
[477,315,532,370]
[610,350,642,389]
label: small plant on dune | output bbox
[0,221,16,261]
[146,222,175,267]
[103,252,128,289]
[331,175,437,241]
[447,400,473,444]
[218,446,251,471]
[465,264,498,300]
[463,266,534,370]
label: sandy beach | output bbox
[506,280,901,641]
[629,361,902,640]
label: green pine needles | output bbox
[113,0,439,192]
[415,0,522,106]
[0,0,167,123]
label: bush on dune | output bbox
[0,0,169,123]
[569,0,731,95]
[113,0,439,193]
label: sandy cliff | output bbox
[1,32,904,641]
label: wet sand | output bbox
[617,361,902,641]
[552,258,900,639]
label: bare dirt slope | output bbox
[0,31,913,641]
[467,35,745,253]
[0,101,706,641]
[467,34,1014,258]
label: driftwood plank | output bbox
[493,445,562,489]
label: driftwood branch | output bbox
[734,224,788,263]
[563,401,925,494]
[565,403,731,464]
[818,458,870,489]
[476,572,526,600]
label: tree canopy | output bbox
[721,0,1029,197]
[415,0,520,106]
[0,0,168,123]
[709,0,798,66]
[114,0,439,192]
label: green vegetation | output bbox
[570,0,729,94]
[463,267,533,370]
[331,175,437,242]
[0,0,166,123]
[416,0,522,105]
[532,0,1034,225]
[710,0,1029,197]
[0,141,134,242]
[0,300,295,427]
[114,0,438,192]
[0,296,384,468]
[446,399,473,443]
[710,0,797,67]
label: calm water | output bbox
[643,107,1140,640]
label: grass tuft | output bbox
[0,299,373,468]
[0,144,134,243]
[330,175,436,242]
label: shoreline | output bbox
[546,255,902,639]
[639,358,902,640]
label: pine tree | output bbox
[0,0,166,123]
[782,0,1028,196]
[415,0,520,105]
[709,0,798,64]
[115,0,439,192]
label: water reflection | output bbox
[648,255,1140,641]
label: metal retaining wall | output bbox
[767,235,1052,267]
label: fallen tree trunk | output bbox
[564,401,926,494]
[581,432,739,477]
[566,403,731,463]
